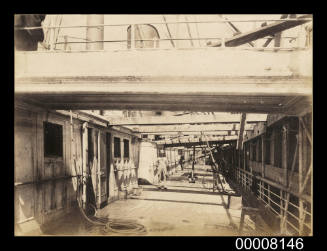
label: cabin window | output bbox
[44,122,63,157]
[114,137,121,158]
[123,139,129,158]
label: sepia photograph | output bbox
[14,14,312,237]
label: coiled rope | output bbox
[70,111,147,235]
[74,175,147,235]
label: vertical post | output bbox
[131,24,135,50]
[86,15,104,50]
[86,15,104,115]
[271,129,275,167]
[82,122,88,209]
[262,135,265,178]
[64,35,68,51]
[280,190,284,230]
[238,113,246,174]
[268,184,271,207]
[243,147,246,170]
[176,15,180,48]
[204,146,206,168]
[282,123,289,187]
[298,118,304,235]
[192,145,195,179]
[184,15,194,47]
[97,131,101,208]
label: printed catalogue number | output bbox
[235,238,304,250]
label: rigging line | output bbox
[43,16,51,46]
[184,16,194,47]
[162,15,175,48]
[54,15,63,50]
[59,35,92,41]
[194,15,201,47]
[135,24,144,48]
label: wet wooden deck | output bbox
[43,164,268,236]
[96,164,250,236]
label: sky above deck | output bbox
[41,14,304,51]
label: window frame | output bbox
[43,121,63,158]
[123,139,129,159]
[114,137,121,158]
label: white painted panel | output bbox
[15,119,34,183]
[15,185,34,223]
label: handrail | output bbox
[14,18,313,30]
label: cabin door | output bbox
[97,131,108,207]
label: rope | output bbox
[69,110,147,235]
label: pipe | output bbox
[86,15,104,50]
[86,15,105,116]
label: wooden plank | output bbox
[208,15,311,47]
[15,79,312,96]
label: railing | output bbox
[15,16,313,52]
[236,168,312,235]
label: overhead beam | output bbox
[161,138,238,148]
[15,77,311,96]
[157,135,238,144]
[106,113,267,126]
[15,76,312,114]
[130,123,255,133]
[142,131,238,136]
[207,14,311,47]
